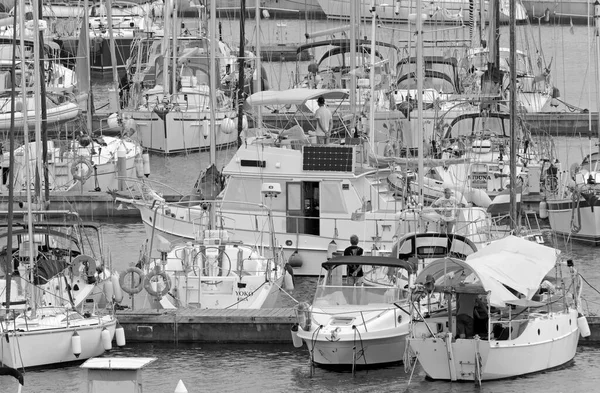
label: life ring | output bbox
[119,267,145,295]
[71,156,94,182]
[71,255,97,277]
[144,271,171,298]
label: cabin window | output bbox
[320,181,347,214]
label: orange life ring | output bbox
[119,267,145,294]
[144,271,171,298]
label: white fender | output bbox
[111,273,124,303]
[115,325,126,347]
[72,331,82,358]
[101,328,112,351]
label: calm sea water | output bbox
[4,17,600,393]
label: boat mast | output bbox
[416,0,424,209]
[105,0,122,133]
[349,0,356,121]
[35,0,48,202]
[19,0,37,316]
[82,0,92,134]
[4,0,18,312]
[31,0,45,205]
[236,0,245,147]
[209,0,216,166]
[255,0,262,133]
[595,1,600,157]
[509,0,517,232]
[368,0,376,158]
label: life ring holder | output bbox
[71,254,97,278]
[144,271,171,298]
[71,156,94,182]
[119,267,145,295]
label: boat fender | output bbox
[111,273,124,303]
[72,255,97,281]
[283,263,295,291]
[578,314,591,338]
[142,151,151,177]
[119,267,145,295]
[291,323,303,348]
[296,302,312,331]
[71,156,94,182]
[103,279,114,303]
[101,328,112,351]
[71,331,81,358]
[144,271,171,298]
[135,155,144,178]
[539,200,548,219]
[115,324,126,347]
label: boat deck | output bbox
[115,308,296,343]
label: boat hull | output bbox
[409,311,579,381]
[128,111,238,154]
[316,0,527,23]
[0,316,117,369]
[547,197,600,245]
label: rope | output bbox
[570,188,582,233]
[309,325,322,377]
[580,273,600,296]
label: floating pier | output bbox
[116,308,296,343]
[116,309,600,345]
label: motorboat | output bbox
[291,255,416,368]
[406,235,587,382]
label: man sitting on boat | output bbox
[314,96,332,144]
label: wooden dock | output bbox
[116,308,296,343]
[116,309,600,345]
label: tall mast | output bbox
[106,0,121,132]
[349,0,356,119]
[509,0,517,231]
[236,0,246,147]
[368,0,376,155]
[255,0,262,132]
[595,1,600,157]
[31,0,44,205]
[35,0,48,202]
[4,0,18,311]
[82,0,92,133]
[416,0,424,208]
[19,0,36,316]
[209,0,216,165]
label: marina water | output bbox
[9,19,600,392]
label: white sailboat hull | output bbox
[547,198,600,245]
[129,110,238,154]
[409,310,579,381]
[0,315,117,369]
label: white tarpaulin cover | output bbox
[415,236,560,307]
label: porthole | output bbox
[556,325,559,331]
[569,319,572,325]
[537,329,541,335]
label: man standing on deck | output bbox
[315,96,332,144]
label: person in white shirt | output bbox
[315,96,332,144]
[432,187,461,233]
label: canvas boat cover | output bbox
[415,235,560,308]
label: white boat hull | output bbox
[316,0,526,23]
[129,110,238,154]
[0,316,116,369]
[547,197,600,245]
[409,310,579,381]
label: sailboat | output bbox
[122,0,238,154]
[546,3,600,245]
[404,2,588,383]
[0,0,120,369]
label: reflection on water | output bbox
[13,341,600,393]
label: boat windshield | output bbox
[313,265,409,306]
